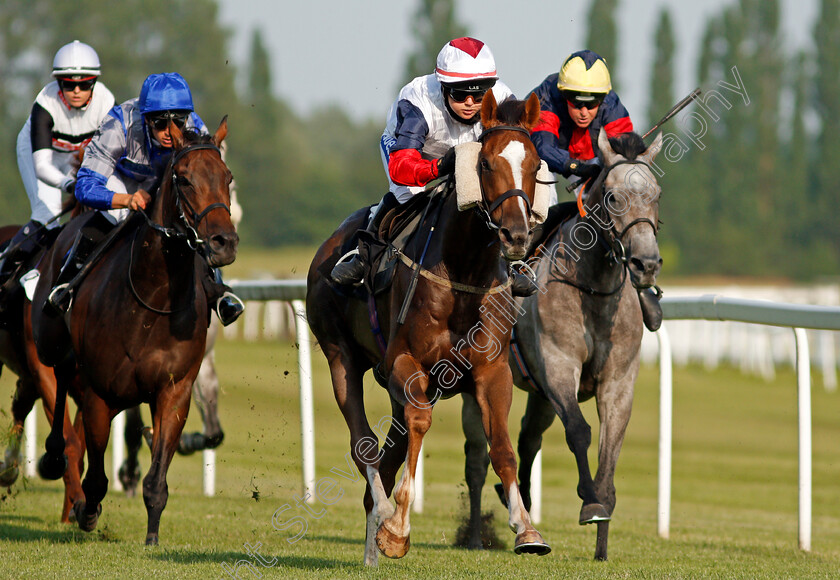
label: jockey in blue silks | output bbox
[48,72,244,325]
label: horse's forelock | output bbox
[493,97,528,127]
[607,132,647,160]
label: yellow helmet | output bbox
[557,50,612,95]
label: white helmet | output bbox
[52,40,101,78]
[434,37,498,87]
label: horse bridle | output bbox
[585,158,659,267]
[474,125,535,231]
[139,142,231,251]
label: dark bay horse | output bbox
[307,91,551,565]
[29,119,237,545]
[462,129,664,560]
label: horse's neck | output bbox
[434,198,505,286]
[559,214,623,289]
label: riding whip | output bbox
[643,87,702,139]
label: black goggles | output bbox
[448,88,487,103]
[147,111,189,131]
[58,78,96,91]
[565,92,604,109]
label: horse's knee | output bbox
[565,421,591,452]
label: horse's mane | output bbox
[181,129,214,147]
[494,97,528,127]
[607,132,647,160]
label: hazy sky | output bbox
[217,0,819,128]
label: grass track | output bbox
[1,335,839,579]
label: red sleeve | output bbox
[604,116,633,138]
[531,110,560,138]
[388,148,439,187]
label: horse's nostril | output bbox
[500,228,515,245]
[630,258,645,271]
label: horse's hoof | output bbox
[176,432,205,456]
[145,534,159,546]
[375,522,410,559]
[37,452,68,481]
[74,500,101,532]
[0,463,19,487]
[579,503,611,525]
[514,529,551,555]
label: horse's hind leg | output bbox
[516,391,556,511]
[143,382,191,545]
[181,335,224,454]
[461,392,490,549]
[0,378,37,487]
[118,406,144,497]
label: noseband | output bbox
[140,142,231,250]
[474,125,534,231]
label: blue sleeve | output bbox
[392,100,429,152]
[75,167,115,210]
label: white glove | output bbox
[60,176,76,195]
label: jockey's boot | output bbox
[208,268,244,327]
[0,220,45,287]
[46,213,111,315]
[638,286,663,332]
[330,193,399,286]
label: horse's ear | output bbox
[213,115,229,148]
[480,89,499,127]
[597,127,621,165]
[641,131,664,164]
[523,93,541,130]
[170,119,186,150]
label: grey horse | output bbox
[462,129,664,560]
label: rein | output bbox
[138,142,230,251]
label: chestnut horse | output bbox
[0,224,87,523]
[29,119,237,545]
[462,130,664,560]
[307,92,551,565]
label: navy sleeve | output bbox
[392,100,429,152]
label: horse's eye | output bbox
[480,158,491,172]
[176,175,192,188]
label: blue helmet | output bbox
[138,72,194,115]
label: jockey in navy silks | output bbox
[330,37,536,297]
[0,41,115,286]
[529,50,662,330]
[47,72,244,326]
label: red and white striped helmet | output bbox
[435,37,498,86]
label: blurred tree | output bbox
[812,0,840,273]
[400,0,468,87]
[647,8,675,131]
[584,0,619,92]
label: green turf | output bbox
[1,337,839,579]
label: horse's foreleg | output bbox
[516,390,556,511]
[461,392,489,549]
[376,354,430,560]
[143,382,191,546]
[475,364,550,556]
[77,390,113,533]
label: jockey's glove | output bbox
[60,176,76,195]
[436,147,456,178]
[568,160,601,180]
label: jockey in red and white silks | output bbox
[380,37,513,204]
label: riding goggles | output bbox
[58,77,97,92]
[448,88,487,103]
[564,91,605,109]
[147,111,190,131]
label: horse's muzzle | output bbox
[499,225,531,261]
[206,231,239,267]
[628,254,662,289]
